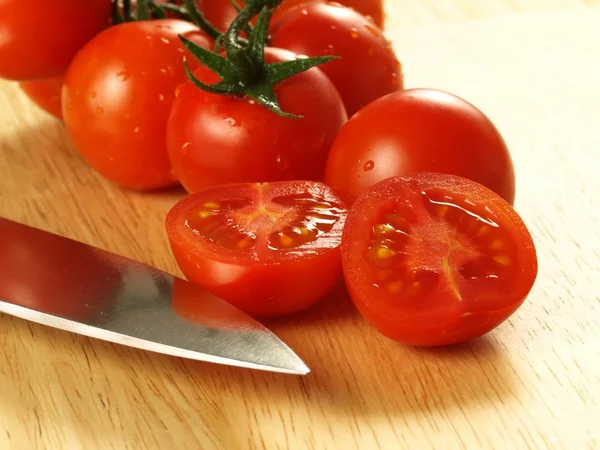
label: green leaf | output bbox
[265,56,338,85]
[183,59,244,95]
[149,3,168,19]
[179,35,238,82]
[247,7,272,66]
[245,82,300,119]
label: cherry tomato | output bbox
[0,218,122,321]
[62,20,212,191]
[19,75,65,120]
[166,181,347,318]
[270,2,402,117]
[325,89,516,205]
[0,0,112,81]
[341,173,537,347]
[197,0,385,32]
[166,46,347,194]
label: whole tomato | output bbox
[270,2,402,117]
[325,89,516,205]
[62,19,212,191]
[0,0,112,81]
[166,47,347,194]
[19,75,65,120]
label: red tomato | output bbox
[325,89,516,205]
[341,173,538,347]
[0,0,112,81]
[270,2,402,117]
[197,0,385,32]
[62,20,212,191]
[166,181,347,318]
[19,75,65,120]
[166,46,347,194]
[0,218,122,321]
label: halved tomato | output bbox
[166,181,347,318]
[341,173,538,346]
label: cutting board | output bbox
[1,1,600,448]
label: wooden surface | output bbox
[1,1,600,448]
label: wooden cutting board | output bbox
[1,1,599,448]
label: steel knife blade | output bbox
[0,217,309,375]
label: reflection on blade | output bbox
[0,218,309,375]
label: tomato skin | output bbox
[166,47,347,194]
[270,2,402,118]
[19,75,65,120]
[0,0,112,81]
[62,20,212,191]
[341,173,537,347]
[0,218,122,321]
[166,181,347,318]
[325,88,516,205]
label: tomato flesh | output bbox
[341,173,537,346]
[166,181,347,318]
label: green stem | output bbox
[123,0,132,21]
[181,0,222,40]
[223,7,264,83]
[137,0,150,20]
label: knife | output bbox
[0,217,309,375]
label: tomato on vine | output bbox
[62,17,212,190]
[270,2,402,117]
[167,1,347,193]
[0,0,113,81]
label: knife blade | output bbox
[0,217,309,375]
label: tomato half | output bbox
[0,0,112,81]
[341,173,537,346]
[325,88,516,205]
[166,181,347,318]
[19,75,65,120]
[62,19,212,191]
[270,2,402,117]
[0,218,122,321]
[166,46,347,194]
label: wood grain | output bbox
[1,1,600,449]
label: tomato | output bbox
[166,181,347,318]
[166,46,347,194]
[0,0,112,81]
[197,0,385,32]
[341,173,538,347]
[270,2,402,118]
[325,88,516,205]
[0,218,122,321]
[19,75,65,120]
[62,19,212,191]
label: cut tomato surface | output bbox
[341,173,538,346]
[166,181,347,318]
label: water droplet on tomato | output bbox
[365,25,380,37]
[133,127,140,134]
[181,142,191,156]
[248,99,256,105]
[225,117,238,127]
[175,86,181,98]
[169,169,179,181]
[145,35,152,40]
[330,25,337,30]
[350,28,359,39]
[363,160,375,171]
[301,8,308,15]
[159,94,165,102]
[276,155,291,171]
[95,107,104,115]
[160,37,170,44]
[116,69,128,81]
[90,91,97,98]
[391,73,397,85]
